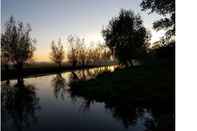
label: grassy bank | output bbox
[70,63,175,103]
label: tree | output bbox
[77,47,86,67]
[50,39,65,68]
[1,16,36,84]
[102,9,150,66]
[140,0,175,41]
[67,35,85,67]
[67,35,78,67]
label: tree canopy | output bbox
[140,0,175,41]
[1,16,36,65]
[102,9,150,66]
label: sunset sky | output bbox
[1,0,165,62]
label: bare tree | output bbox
[67,35,85,67]
[66,35,113,67]
[67,35,78,67]
[50,39,65,68]
[76,39,86,67]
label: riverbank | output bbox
[1,62,117,81]
[70,63,175,103]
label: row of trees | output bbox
[1,0,175,83]
[1,17,112,84]
[50,36,112,68]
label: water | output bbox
[1,66,174,131]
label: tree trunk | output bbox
[5,64,10,84]
[16,63,24,86]
[58,63,62,70]
[73,60,77,68]
[129,60,134,67]
[82,60,85,68]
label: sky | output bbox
[1,0,165,62]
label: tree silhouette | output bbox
[102,9,150,66]
[67,35,79,67]
[140,0,175,41]
[1,16,36,84]
[50,39,65,68]
[75,39,86,67]
[67,35,86,67]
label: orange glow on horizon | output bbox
[33,54,51,62]
[32,29,164,62]
[33,54,68,62]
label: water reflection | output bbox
[51,73,69,100]
[1,66,174,131]
[69,81,174,131]
[1,82,40,131]
[69,94,174,131]
[51,66,116,100]
[72,66,117,80]
[69,94,155,130]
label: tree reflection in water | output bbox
[70,66,115,81]
[69,92,174,131]
[1,82,40,131]
[51,73,69,100]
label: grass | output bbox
[70,63,175,103]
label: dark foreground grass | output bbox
[70,64,175,103]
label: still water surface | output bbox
[1,66,171,131]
